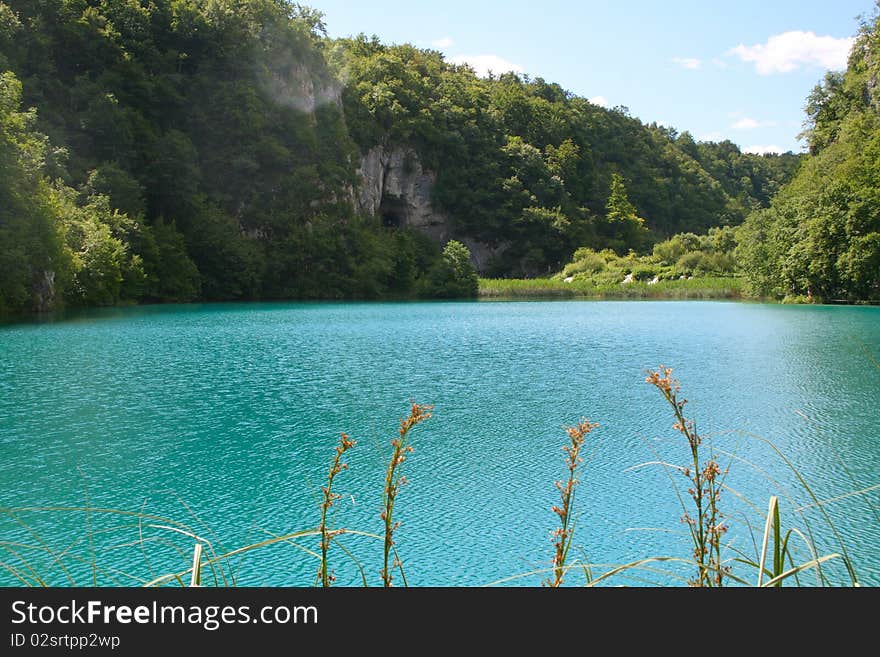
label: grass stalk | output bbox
[190,543,202,587]
[646,366,728,586]
[318,433,356,587]
[545,419,598,587]
[380,402,432,587]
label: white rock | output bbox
[564,276,575,284]
[622,273,634,284]
[648,276,659,285]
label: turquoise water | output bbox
[1,301,878,586]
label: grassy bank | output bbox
[479,276,746,300]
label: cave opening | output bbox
[379,196,406,229]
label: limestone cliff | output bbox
[356,145,451,242]
[355,145,505,272]
[262,60,343,115]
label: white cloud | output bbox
[448,54,523,77]
[711,58,728,69]
[733,118,760,130]
[731,117,777,130]
[744,144,785,155]
[672,57,701,70]
[430,37,454,49]
[588,95,609,107]
[698,131,725,142]
[729,31,854,74]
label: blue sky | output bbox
[313,0,876,153]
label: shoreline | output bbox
[478,276,747,301]
[5,280,880,326]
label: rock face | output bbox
[263,62,342,115]
[32,270,56,313]
[354,146,508,273]
[356,145,507,272]
[357,145,451,243]
[460,236,507,274]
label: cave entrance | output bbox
[379,196,407,229]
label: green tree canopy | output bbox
[738,7,880,302]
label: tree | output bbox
[0,0,807,309]
[420,240,478,298]
[604,173,650,254]
[739,7,880,302]
[442,240,479,296]
[0,71,68,313]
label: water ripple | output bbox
[1,301,878,586]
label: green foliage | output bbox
[689,138,801,208]
[81,162,146,219]
[675,251,706,275]
[556,225,741,294]
[148,219,201,302]
[183,197,263,300]
[562,248,606,277]
[0,70,67,313]
[334,37,798,275]
[0,0,806,311]
[420,240,479,298]
[605,172,638,222]
[480,276,745,300]
[739,9,880,302]
[602,173,650,254]
[56,191,147,306]
[0,66,203,313]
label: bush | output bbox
[701,251,736,274]
[676,251,705,274]
[654,233,701,264]
[631,265,658,281]
[420,240,478,298]
[562,250,606,277]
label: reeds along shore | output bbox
[479,277,745,300]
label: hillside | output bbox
[737,8,880,302]
[0,0,799,314]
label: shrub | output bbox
[654,233,701,264]
[676,251,705,274]
[702,251,736,274]
[562,250,606,277]
[631,265,658,281]
[420,240,479,298]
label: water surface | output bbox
[1,301,878,585]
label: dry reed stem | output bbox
[545,418,599,587]
[319,433,356,587]
[381,403,432,587]
[646,366,728,586]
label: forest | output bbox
[0,0,877,314]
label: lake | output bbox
[1,300,878,586]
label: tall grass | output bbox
[646,367,728,586]
[479,276,745,300]
[0,372,872,588]
[380,403,432,587]
[545,419,598,587]
[318,433,356,587]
